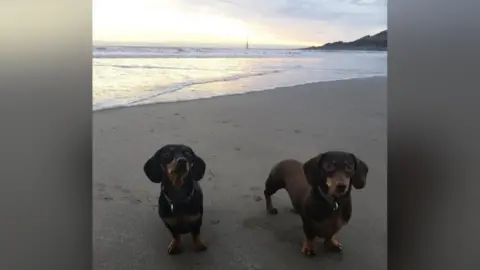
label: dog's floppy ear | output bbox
[143,153,165,183]
[303,154,324,186]
[352,155,368,189]
[191,154,206,181]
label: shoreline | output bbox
[93,75,387,113]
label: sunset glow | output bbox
[93,0,386,47]
[95,0,263,46]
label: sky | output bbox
[93,0,386,48]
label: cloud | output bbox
[171,0,387,44]
[94,0,386,46]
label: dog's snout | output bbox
[177,157,187,167]
[336,184,347,193]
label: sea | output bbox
[93,46,387,111]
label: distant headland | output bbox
[302,30,387,51]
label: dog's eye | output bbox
[161,152,171,159]
[323,163,335,171]
[345,164,354,172]
[184,151,192,157]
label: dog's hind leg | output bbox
[264,174,284,215]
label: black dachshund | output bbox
[264,151,368,256]
[143,144,207,255]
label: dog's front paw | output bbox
[167,239,183,255]
[324,237,343,253]
[302,240,316,257]
[193,239,208,252]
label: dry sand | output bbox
[93,77,387,270]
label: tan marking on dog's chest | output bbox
[184,213,201,222]
[162,213,202,226]
[312,212,347,238]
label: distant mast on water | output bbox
[245,36,249,50]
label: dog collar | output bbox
[161,184,195,212]
[316,186,339,211]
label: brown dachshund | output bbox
[263,151,368,256]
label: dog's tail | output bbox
[264,174,283,196]
[263,161,290,215]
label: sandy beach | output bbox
[93,77,387,270]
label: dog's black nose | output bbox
[177,158,187,168]
[336,184,346,193]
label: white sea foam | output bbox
[93,46,387,111]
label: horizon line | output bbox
[92,43,309,50]
[92,40,317,49]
